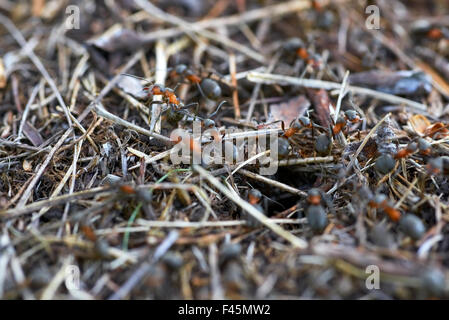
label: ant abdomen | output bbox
[399,214,426,240]
[306,205,328,233]
[200,78,222,100]
[375,153,396,174]
[315,133,331,155]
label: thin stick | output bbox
[108,230,179,300]
[229,53,240,119]
[134,0,267,63]
[248,72,427,111]
[194,165,308,248]
[334,71,350,123]
[135,0,316,44]
[149,40,167,135]
[278,156,334,167]
[94,103,172,143]
[17,85,39,139]
[239,169,307,197]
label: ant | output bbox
[261,116,313,157]
[244,189,265,228]
[169,64,223,101]
[282,38,322,70]
[394,141,418,160]
[426,156,449,176]
[364,189,425,240]
[332,110,362,136]
[114,182,156,220]
[394,138,433,160]
[427,27,449,40]
[367,193,401,222]
[121,74,199,123]
[302,188,331,233]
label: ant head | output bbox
[200,78,222,100]
[336,116,346,126]
[298,116,312,128]
[418,138,431,152]
[282,37,305,52]
[307,189,322,205]
[344,110,360,123]
[248,189,262,204]
[375,153,396,174]
[175,64,188,75]
[406,141,418,152]
[203,119,215,129]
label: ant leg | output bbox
[151,105,169,127]
[196,82,208,101]
[173,82,182,92]
[298,65,308,80]
[257,120,284,130]
[208,101,227,118]
[175,109,202,121]
[179,102,199,111]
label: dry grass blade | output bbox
[194,165,308,248]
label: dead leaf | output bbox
[117,75,147,99]
[268,95,310,127]
[307,89,332,128]
[23,122,44,146]
[409,114,431,135]
[87,24,145,52]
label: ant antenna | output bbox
[208,101,227,118]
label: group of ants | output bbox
[114,38,448,244]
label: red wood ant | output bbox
[169,64,223,101]
[121,74,199,124]
[332,116,347,135]
[367,193,401,222]
[332,110,361,136]
[244,189,264,228]
[282,38,322,69]
[117,183,156,220]
[261,116,313,157]
[394,141,418,160]
[303,188,331,233]
[426,156,449,176]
